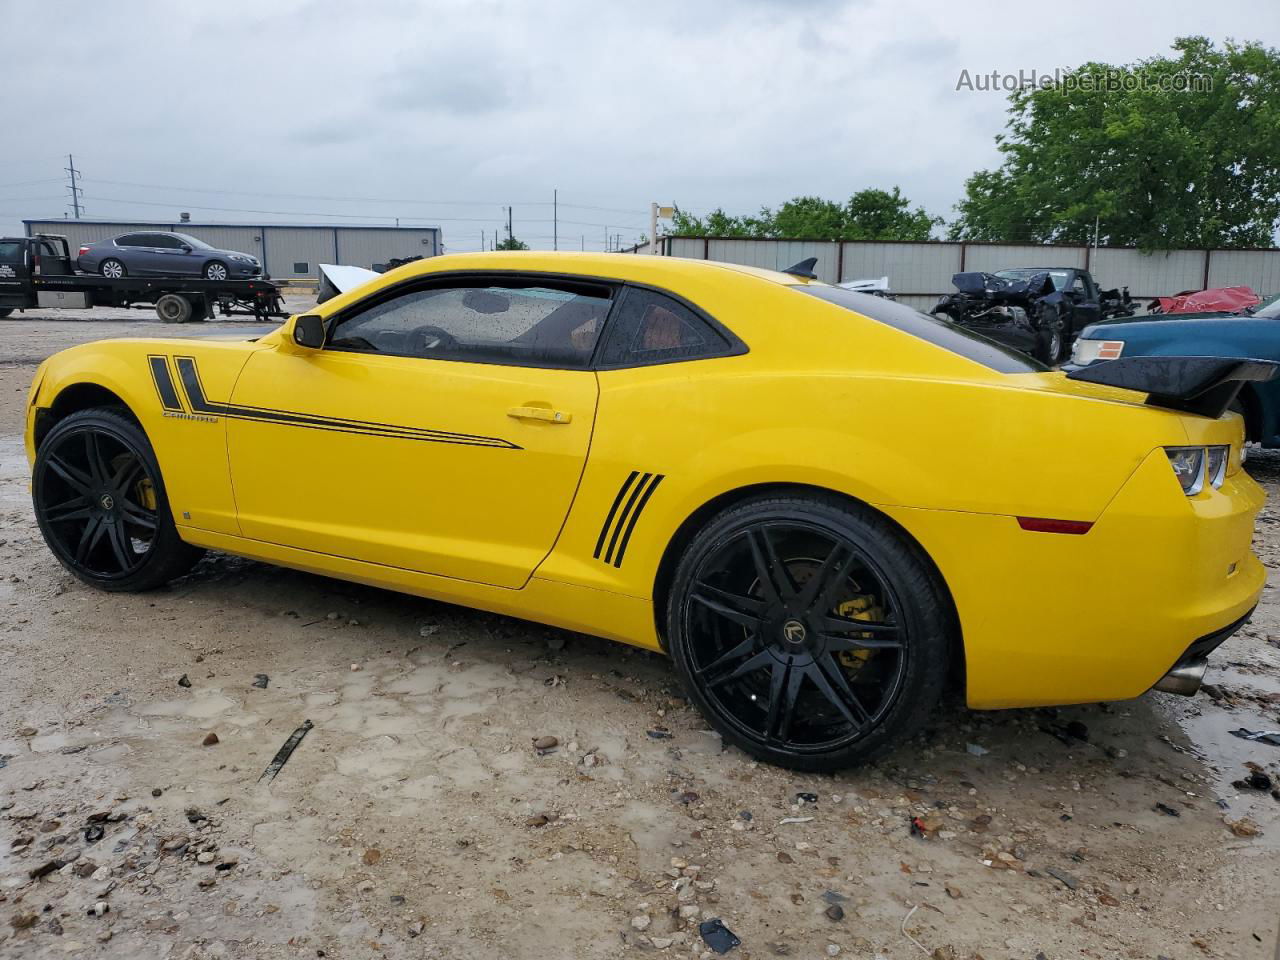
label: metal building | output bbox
[22,219,442,281]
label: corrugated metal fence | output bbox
[632,236,1280,311]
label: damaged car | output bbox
[932,267,1133,364]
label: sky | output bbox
[2,0,1277,251]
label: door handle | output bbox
[507,405,572,424]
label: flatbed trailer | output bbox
[0,234,286,323]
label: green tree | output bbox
[671,188,939,241]
[950,37,1280,249]
[495,235,529,250]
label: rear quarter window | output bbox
[795,285,1045,374]
[0,241,22,262]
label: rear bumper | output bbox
[882,448,1266,708]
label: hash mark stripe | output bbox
[613,474,663,568]
[604,472,651,566]
[594,471,639,560]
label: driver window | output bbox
[326,279,612,368]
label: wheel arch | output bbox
[651,481,965,685]
[35,382,141,451]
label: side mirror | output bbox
[180,244,193,253]
[293,314,326,349]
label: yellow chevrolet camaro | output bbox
[24,252,1267,770]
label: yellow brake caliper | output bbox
[835,594,883,675]
[134,477,157,512]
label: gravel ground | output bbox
[1,309,1279,960]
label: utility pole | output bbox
[553,189,558,251]
[481,230,485,251]
[580,235,584,251]
[506,206,513,243]
[65,154,83,219]
[1093,215,1100,257]
[650,203,658,255]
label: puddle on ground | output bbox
[1170,659,1280,851]
[135,691,238,720]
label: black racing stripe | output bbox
[172,356,519,449]
[604,472,651,566]
[613,474,663,568]
[148,355,183,412]
[594,471,639,560]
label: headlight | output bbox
[230,254,256,263]
[1164,445,1231,495]
[1071,338,1126,365]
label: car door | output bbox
[222,273,608,588]
[1070,272,1101,333]
[0,239,31,307]
[146,234,192,275]
[112,233,162,275]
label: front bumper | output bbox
[882,447,1266,708]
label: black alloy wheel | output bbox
[32,409,202,591]
[668,494,951,771]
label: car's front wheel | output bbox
[203,261,229,281]
[32,409,203,591]
[666,493,952,772]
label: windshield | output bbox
[794,285,1046,374]
[1250,294,1280,319]
[172,232,212,249]
[995,268,1071,291]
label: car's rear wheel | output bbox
[666,494,952,772]
[156,293,193,324]
[0,307,12,318]
[100,259,126,279]
[33,409,203,592]
[203,261,229,281]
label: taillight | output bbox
[78,246,89,257]
[1164,445,1230,496]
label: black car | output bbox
[76,232,261,280]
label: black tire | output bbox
[32,408,203,592]
[99,259,126,280]
[203,260,229,281]
[0,307,12,318]
[155,294,194,324]
[1035,323,1063,365]
[666,493,953,772]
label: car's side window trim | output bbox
[591,281,748,370]
[316,269,748,372]
[322,270,623,371]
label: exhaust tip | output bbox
[1153,658,1208,697]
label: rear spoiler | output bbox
[1066,356,1279,419]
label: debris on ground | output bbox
[532,735,558,753]
[258,719,314,783]
[202,732,219,746]
[1154,802,1181,817]
[1231,729,1280,747]
[965,743,989,756]
[177,674,192,688]
[1227,818,1260,838]
[699,917,741,954]
[252,673,269,689]
[1046,867,1080,890]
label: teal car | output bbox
[1071,294,1280,446]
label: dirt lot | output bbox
[1,308,1279,960]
